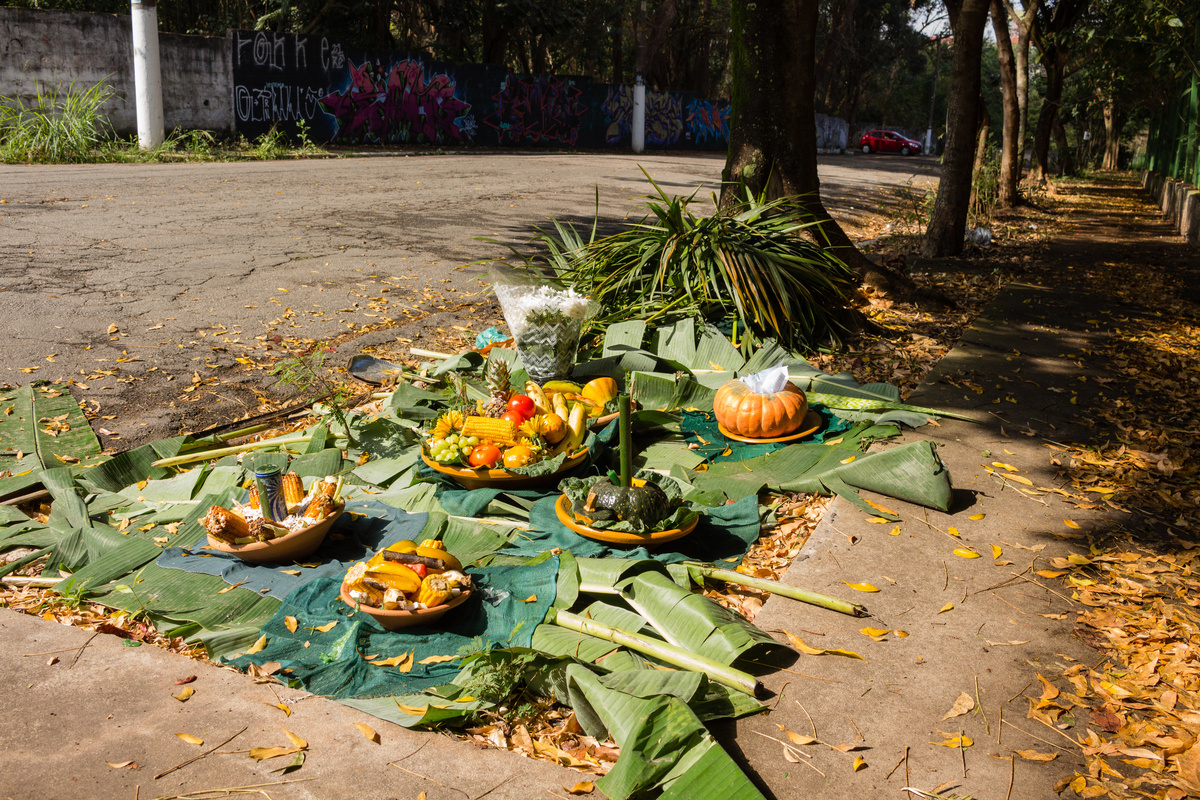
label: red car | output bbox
[859,130,922,156]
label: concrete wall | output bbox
[1143,171,1200,248]
[1,6,233,135]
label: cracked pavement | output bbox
[0,151,937,449]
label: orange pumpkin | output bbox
[713,379,808,439]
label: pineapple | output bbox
[483,357,511,418]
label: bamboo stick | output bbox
[410,348,454,360]
[1,576,59,587]
[683,562,867,617]
[618,395,632,488]
[149,434,317,468]
[552,609,762,697]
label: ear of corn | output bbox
[461,415,517,445]
[202,505,251,543]
[282,472,305,506]
[247,485,260,510]
[419,539,446,551]
[304,494,336,520]
[417,574,452,607]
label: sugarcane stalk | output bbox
[178,423,274,452]
[1,576,59,587]
[150,434,317,468]
[683,562,867,617]
[618,394,632,488]
[410,348,454,360]
[552,609,762,697]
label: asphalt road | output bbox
[0,151,937,448]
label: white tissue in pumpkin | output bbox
[742,364,790,394]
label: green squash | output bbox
[581,477,671,529]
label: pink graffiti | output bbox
[320,59,471,144]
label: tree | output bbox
[991,0,1021,206]
[1027,0,1089,183]
[922,0,991,257]
[721,0,922,299]
[1003,0,1042,169]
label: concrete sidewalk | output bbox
[0,179,1184,800]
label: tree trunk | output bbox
[991,0,1021,206]
[1003,0,1041,174]
[973,94,992,172]
[721,0,930,302]
[1052,114,1075,175]
[922,0,991,258]
[1029,47,1065,183]
[1103,99,1121,169]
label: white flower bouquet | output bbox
[490,265,594,383]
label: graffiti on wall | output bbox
[229,30,734,151]
[484,74,587,145]
[602,85,684,146]
[684,99,730,145]
[319,60,472,145]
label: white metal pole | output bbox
[131,0,164,149]
[632,76,646,153]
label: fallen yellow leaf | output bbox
[523,594,538,602]
[934,735,973,747]
[948,526,960,538]
[106,760,136,769]
[314,621,337,633]
[938,602,954,613]
[373,651,415,671]
[283,729,308,749]
[354,722,380,743]
[894,630,909,638]
[953,548,981,559]
[566,782,595,795]
[1007,475,1034,486]
[263,702,291,716]
[860,627,891,637]
[864,516,890,524]
[1036,569,1066,578]
[248,746,299,760]
[841,581,879,593]
[173,686,194,702]
[969,513,986,520]
[941,691,975,720]
[245,634,268,655]
[782,630,865,661]
[284,616,298,633]
[991,544,1002,559]
[778,725,817,746]
[852,755,867,771]
[1015,749,1058,762]
[888,525,901,536]
[1064,519,1081,529]
[176,733,203,746]
[417,654,459,665]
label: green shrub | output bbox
[0,79,114,163]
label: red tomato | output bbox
[468,444,502,469]
[408,563,428,579]
[507,394,536,420]
[500,411,525,427]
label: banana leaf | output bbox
[0,385,101,469]
[692,439,953,513]
[565,665,767,800]
[41,466,93,530]
[574,558,792,668]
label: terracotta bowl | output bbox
[339,583,473,631]
[421,447,588,490]
[205,502,344,565]
[554,494,698,547]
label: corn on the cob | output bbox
[312,478,337,498]
[417,574,452,607]
[282,472,305,506]
[420,538,446,551]
[202,505,251,543]
[246,485,260,510]
[304,493,336,521]
[461,415,517,446]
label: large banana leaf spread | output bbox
[0,330,959,800]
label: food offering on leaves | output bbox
[713,364,813,440]
[202,474,342,546]
[422,369,616,476]
[341,539,473,628]
[201,474,345,563]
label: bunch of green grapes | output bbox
[428,433,479,465]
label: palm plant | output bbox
[519,171,859,354]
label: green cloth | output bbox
[680,405,851,462]
[228,557,560,698]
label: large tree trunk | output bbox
[1029,48,1066,183]
[991,0,1021,206]
[721,0,928,301]
[922,0,991,258]
[1003,0,1041,174]
[1102,99,1121,169]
